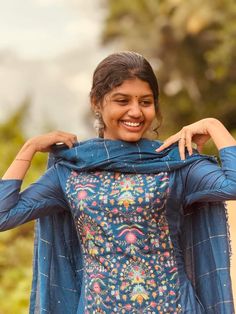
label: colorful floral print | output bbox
[65,171,182,313]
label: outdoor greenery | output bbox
[0,0,236,312]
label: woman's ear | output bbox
[91,98,101,113]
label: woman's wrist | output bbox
[204,118,221,134]
[16,140,37,161]
[205,118,236,150]
[2,141,37,180]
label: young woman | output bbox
[0,52,235,313]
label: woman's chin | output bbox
[118,132,144,142]
[103,128,147,142]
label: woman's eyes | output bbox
[140,100,153,106]
[114,99,129,104]
[113,99,153,106]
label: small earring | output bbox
[93,111,104,138]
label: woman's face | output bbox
[97,78,156,142]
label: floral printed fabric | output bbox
[65,170,182,313]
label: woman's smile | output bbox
[120,120,144,130]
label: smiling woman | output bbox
[0,51,236,313]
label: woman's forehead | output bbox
[108,78,153,95]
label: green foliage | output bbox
[0,101,47,313]
[103,0,236,143]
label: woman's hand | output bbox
[26,130,78,153]
[156,118,235,160]
[2,131,77,180]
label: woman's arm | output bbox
[0,166,69,231]
[183,145,236,206]
[156,118,236,160]
[0,130,77,231]
[2,130,77,180]
[156,118,236,205]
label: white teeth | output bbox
[122,121,141,127]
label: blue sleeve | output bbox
[0,166,68,231]
[184,146,236,206]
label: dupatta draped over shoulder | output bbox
[29,138,234,313]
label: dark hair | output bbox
[90,51,162,137]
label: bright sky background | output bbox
[0,0,104,59]
[0,0,112,137]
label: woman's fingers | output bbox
[156,129,194,160]
[156,134,180,152]
[156,119,212,159]
[184,131,193,157]
[56,132,77,148]
[178,137,186,160]
[54,131,77,145]
[31,131,78,153]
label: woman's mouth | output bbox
[120,120,144,131]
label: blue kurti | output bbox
[0,139,235,313]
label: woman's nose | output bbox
[128,101,142,118]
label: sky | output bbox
[0,0,112,138]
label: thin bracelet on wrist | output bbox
[15,158,31,162]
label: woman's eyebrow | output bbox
[111,93,129,97]
[139,94,154,98]
[111,93,153,98]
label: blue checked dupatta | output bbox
[29,138,234,313]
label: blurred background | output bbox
[0,0,235,312]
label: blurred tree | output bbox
[102,0,236,143]
[0,100,47,314]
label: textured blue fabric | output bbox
[0,138,235,313]
[31,139,235,313]
[51,138,217,173]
